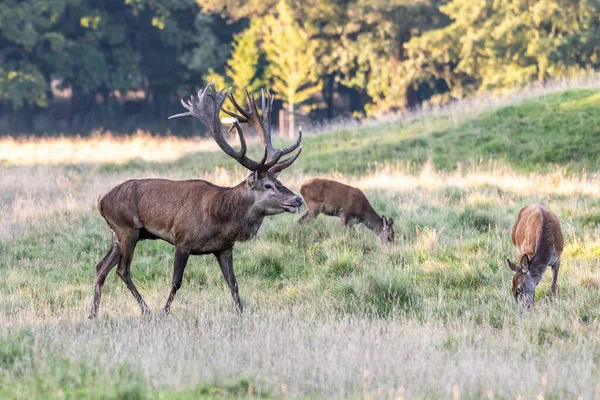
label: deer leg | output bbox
[298,211,310,223]
[551,261,560,300]
[116,231,150,315]
[163,248,190,315]
[299,207,319,224]
[89,233,122,319]
[341,214,356,229]
[215,248,242,313]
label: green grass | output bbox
[3,88,600,398]
[86,89,600,177]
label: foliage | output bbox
[401,0,600,103]
[261,1,322,113]
[0,0,225,117]
[205,19,264,101]
[3,0,600,127]
[315,0,446,116]
[227,20,264,100]
[0,62,48,108]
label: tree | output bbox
[305,0,446,116]
[196,0,447,117]
[401,0,600,104]
[262,1,321,137]
[196,0,277,21]
[0,0,76,111]
[205,19,264,101]
[0,0,231,132]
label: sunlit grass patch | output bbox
[0,131,226,166]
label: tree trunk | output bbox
[287,101,295,138]
[325,74,334,120]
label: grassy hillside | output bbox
[52,88,599,178]
[2,89,600,398]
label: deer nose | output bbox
[295,197,303,207]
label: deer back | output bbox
[300,178,371,216]
[511,204,564,268]
[98,178,259,250]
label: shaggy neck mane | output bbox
[209,182,255,221]
[208,181,265,242]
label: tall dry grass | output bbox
[0,130,224,165]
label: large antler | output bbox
[169,82,302,175]
[223,89,302,174]
[168,82,267,171]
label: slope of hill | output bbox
[82,88,600,176]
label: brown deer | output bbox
[507,204,564,307]
[89,83,303,318]
[299,178,394,244]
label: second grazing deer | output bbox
[299,178,394,244]
[89,83,303,318]
[507,204,564,307]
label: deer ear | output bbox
[247,170,259,189]
[507,258,520,272]
[520,254,530,273]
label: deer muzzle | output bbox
[281,196,303,213]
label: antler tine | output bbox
[260,89,274,141]
[261,89,267,117]
[256,146,269,172]
[245,89,258,113]
[168,82,263,171]
[280,125,302,156]
[243,89,276,155]
[227,119,248,158]
[269,145,303,175]
[224,92,251,123]
[168,97,194,119]
[226,90,280,169]
[268,125,303,174]
[220,87,303,175]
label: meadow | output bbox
[2,87,600,398]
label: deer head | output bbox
[169,82,303,215]
[507,254,535,307]
[380,216,395,244]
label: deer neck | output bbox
[210,183,265,240]
[210,182,261,219]
[361,207,383,234]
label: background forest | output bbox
[2,0,600,135]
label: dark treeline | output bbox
[2,0,600,136]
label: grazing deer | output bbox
[299,178,394,244]
[89,83,303,318]
[507,204,564,307]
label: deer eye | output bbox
[265,184,273,189]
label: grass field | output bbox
[2,88,600,398]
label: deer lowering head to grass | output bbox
[89,83,303,318]
[507,204,564,307]
[299,178,394,244]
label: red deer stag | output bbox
[507,204,564,307]
[89,83,303,318]
[299,178,394,244]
